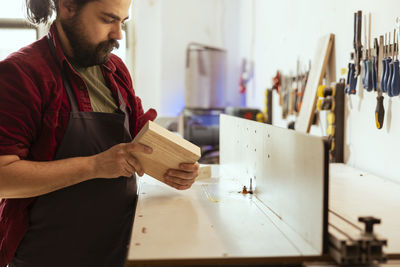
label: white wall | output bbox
[133,0,242,116]
[132,0,400,182]
[238,0,400,183]
[132,0,162,113]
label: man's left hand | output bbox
[163,162,199,190]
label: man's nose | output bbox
[109,22,123,40]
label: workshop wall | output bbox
[238,0,400,182]
[133,0,243,116]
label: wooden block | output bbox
[296,34,335,133]
[131,121,201,182]
[196,165,212,180]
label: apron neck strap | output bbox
[47,34,80,112]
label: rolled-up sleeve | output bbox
[0,59,41,159]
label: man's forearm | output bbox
[0,155,96,199]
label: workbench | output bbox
[126,163,400,266]
[126,115,399,266]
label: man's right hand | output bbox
[91,143,152,179]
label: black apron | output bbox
[10,36,137,267]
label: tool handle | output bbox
[375,95,385,129]
[391,60,400,96]
[372,56,378,91]
[362,59,368,89]
[349,63,358,94]
[386,59,394,96]
[381,59,387,92]
[366,60,373,92]
[358,216,381,234]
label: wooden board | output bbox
[296,34,335,133]
[330,163,400,255]
[196,165,212,180]
[219,114,329,254]
[131,121,201,182]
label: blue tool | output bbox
[372,56,377,91]
[366,60,373,92]
[381,34,388,93]
[348,63,358,95]
[387,59,394,96]
[362,58,368,89]
[365,14,374,92]
[372,36,379,91]
[391,29,400,96]
[387,32,394,96]
[385,33,393,94]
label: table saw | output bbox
[125,115,400,266]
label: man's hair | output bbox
[26,0,97,25]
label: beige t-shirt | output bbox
[72,64,118,113]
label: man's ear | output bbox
[58,0,78,18]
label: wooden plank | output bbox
[219,114,329,254]
[131,121,201,182]
[196,165,212,180]
[296,34,335,133]
[330,163,400,255]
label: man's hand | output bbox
[91,143,152,178]
[163,162,199,190]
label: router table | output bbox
[126,115,400,266]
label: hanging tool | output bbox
[362,14,368,90]
[345,53,358,95]
[354,11,363,77]
[385,32,393,96]
[372,37,378,91]
[376,36,385,130]
[381,34,388,93]
[391,29,400,96]
[365,13,373,92]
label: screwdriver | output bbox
[391,29,400,96]
[372,38,378,91]
[376,35,385,129]
[365,13,373,92]
[345,53,357,94]
[385,32,393,96]
[362,15,368,90]
[381,34,388,93]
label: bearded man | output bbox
[0,1,199,266]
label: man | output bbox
[0,0,199,266]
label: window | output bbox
[0,1,38,60]
[0,1,26,19]
[0,0,128,63]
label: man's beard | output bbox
[61,14,119,67]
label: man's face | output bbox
[61,0,131,67]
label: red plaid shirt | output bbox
[0,23,157,266]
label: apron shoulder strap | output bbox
[46,34,80,112]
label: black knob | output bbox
[358,216,381,234]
